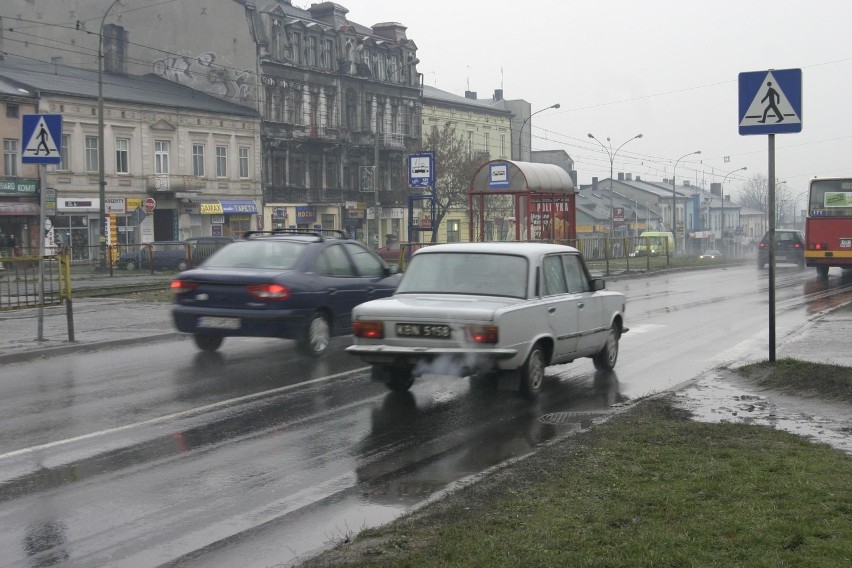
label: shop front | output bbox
[180,199,259,238]
[0,178,40,254]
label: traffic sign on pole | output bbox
[22,114,62,164]
[738,69,802,135]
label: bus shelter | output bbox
[468,160,576,242]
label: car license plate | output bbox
[198,316,240,330]
[841,238,851,248]
[396,323,451,338]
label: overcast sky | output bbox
[340,0,852,202]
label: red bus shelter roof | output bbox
[469,160,575,194]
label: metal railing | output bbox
[0,250,70,311]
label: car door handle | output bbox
[328,287,338,295]
[548,307,556,313]
[577,302,585,309]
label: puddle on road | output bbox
[673,372,852,455]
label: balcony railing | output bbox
[147,175,206,192]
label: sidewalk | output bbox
[0,270,177,364]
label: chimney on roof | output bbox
[710,182,722,197]
[465,91,477,100]
[592,176,599,187]
[636,175,642,181]
[626,173,633,181]
[618,172,624,181]
[372,22,408,42]
[683,180,691,187]
[308,3,350,30]
[493,89,503,101]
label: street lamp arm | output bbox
[518,103,559,160]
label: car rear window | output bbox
[203,240,305,270]
[397,252,528,298]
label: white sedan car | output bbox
[346,242,628,399]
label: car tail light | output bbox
[758,241,768,249]
[353,321,384,339]
[464,325,499,344]
[811,242,826,250]
[792,242,802,249]
[170,280,198,294]
[247,283,290,300]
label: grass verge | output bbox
[304,364,852,567]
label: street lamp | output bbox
[720,166,747,252]
[518,103,559,161]
[587,133,643,238]
[98,0,122,269]
[671,149,701,253]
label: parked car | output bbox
[699,249,723,259]
[171,229,400,356]
[757,229,805,269]
[376,240,421,269]
[118,241,188,271]
[346,242,628,399]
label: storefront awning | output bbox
[0,202,40,216]
[220,200,258,214]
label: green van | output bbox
[632,231,676,257]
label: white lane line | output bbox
[0,366,369,461]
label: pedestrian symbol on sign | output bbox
[22,114,62,163]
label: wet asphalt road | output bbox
[0,265,850,567]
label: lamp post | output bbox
[720,166,747,253]
[671,149,701,253]
[372,57,420,249]
[98,0,122,269]
[587,133,643,238]
[518,103,559,161]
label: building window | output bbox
[238,147,249,178]
[192,144,205,176]
[85,135,99,172]
[59,134,70,170]
[500,134,506,158]
[6,104,19,119]
[447,220,460,243]
[216,145,227,178]
[115,137,129,174]
[484,132,490,155]
[308,36,317,67]
[3,139,18,176]
[154,139,170,174]
[467,131,473,156]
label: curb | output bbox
[0,332,183,365]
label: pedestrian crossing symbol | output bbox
[738,69,802,135]
[22,114,62,164]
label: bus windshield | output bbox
[809,179,852,217]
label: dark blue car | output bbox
[171,229,401,356]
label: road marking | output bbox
[0,366,370,461]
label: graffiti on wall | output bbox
[152,51,256,106]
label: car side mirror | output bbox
[591,278,605,291]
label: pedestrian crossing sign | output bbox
[22,114,62,164]
[738,69,802,135]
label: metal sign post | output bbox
[738,68,802,361]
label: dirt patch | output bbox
[673,368,852,455]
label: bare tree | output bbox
[735,173,798,227]
[418,123,486,243]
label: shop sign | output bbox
[0,178,37,194]
[200,202,224,214]
[105,197,126,213]
[295,206,316,224]
[211,215,225,224]
[58,197,99,212]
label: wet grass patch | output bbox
[303,396,851,567]
[737,358,852,404]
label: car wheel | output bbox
[593,324,620,371]
[125,260,136,270]
[757,259,765,269]
[177,260,190,271]
[299,312,330,357]
[372,364,415,392]
[194,334,223,352]
[816,266,830,279]
[518,344,546,400]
